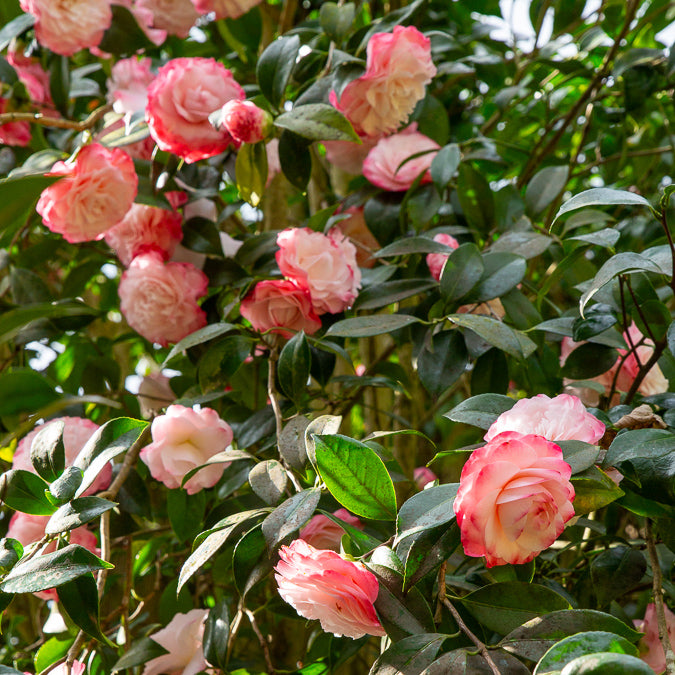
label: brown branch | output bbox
[245,609,276,674]
[0,104,112,131]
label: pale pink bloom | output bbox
[216,100,272,144]
[426,233,460,281]
[7,512,99,600]
[240,279,322,338]
[331,207,379,268]
[107,57,155,118]
[143,609,209,675]
[299,509,364,551]
[140,405,233,494]
[323,137,377,176]
[36,144,138,243]
[19,0,112,56]
[146,57,245,163]
[49,661,86,675]
[363,126,440,192]
[0,99,32,146]
[13,417,111,496]
[330,26,436,137]
[191,0,262,19]
[137,0,199,38]
[454,431,575,567]
[484,394,605,445]
[413,466,437,490]
[634,603,675,674]
[275,539,386,639]
[118,251,208,347]
[276,228,361,315]
[105,203,183,266]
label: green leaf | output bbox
[558,652,653,674]
[572,305,618,341]
[167,489,207,542]
[457,163,494,232]
[97,4,154,55]
[447,314,537,360]
[571,466,624,515]
[463,252,527,304]
[278,129,312,189]
[111,637,169,672]
[181,217,223,255]
[534,631,638,674]
[261,487,321,549]
[444,393,515,429]
[417,330,468,396]
[557,441,601,475]
[257,34,300,107]
[440,243,484,302]
[402,522,461,592]
[162,322,236,367]
[49,466,82,503]
[374,236,456,258]
[553,188,654,225]
[35,636,75,674]
[326,314,421,338]
[430,143,461,190]
[562,343,618,380]
[46,497,117,535]
[178,525,238,594]
[525,166,569,215]
[236,141,268,207]
[500,609,641,662]
[461,582,571,635]
[314,434,397,520]
[275,103,360,142]
[0,13,36,52]
[396,484,459,543]
[668,320,675,360]
[57,573,110,643]
[203,600,229,670]
[491,231,553,259]
[568,228,621,248]
[355,279,437,310]
[370,633,448,675]
[248,460,287,505]
[0,469,53,515]
[233,525,271,597]
[590,546,646,605]
[29,420,65,483]
[319,2,355,41]
[0,544,113,593]
[0,539,22,575]
[278,331,311,401]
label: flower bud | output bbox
[215,99,273,144]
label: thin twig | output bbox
[98,425,151,501]
[442,597,500,675]
[434,562,447,623]
[0,104,112,131]
[226,602,244,665]
[245,609,276,674]
[646,519,675,674]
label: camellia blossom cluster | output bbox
[275,539,386,639]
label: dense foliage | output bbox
[2,0,675,673]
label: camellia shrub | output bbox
[2,0,675,673]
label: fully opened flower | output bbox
[454,431,575,567]
[275,539,386,639]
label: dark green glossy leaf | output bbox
[257,34,300,107]
[590,546,646,605]
[0,469,53,515]
[525,166,568,215]
[562,343,618,380]
[203,600,229,670]
[558,652,653,674]
[29,420,65,483]
[46,497,116,535]
[444,393,515,429]
[236,141,268,207]
[417,330,468,396]
[396,483,459,543]
[57,572,110,643]
[430,143,461,190]
[440,243,484,302]
[275,104,359,142]
[326,314,421,338]
[261,487,321,548]
[278,331,311,402]
[553,188,653,225]
[447,313,537,359]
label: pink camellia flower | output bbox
[36,144,138,243]
[413,466,437,490]
[215,100,272,144]
[331,207,379,269]
[0,99,33,147]
[330,26,436,137]
[19,0,112,56]
[276,228,362,315]
[363,126,440,192]
[137,0,199,38]
[7,512,99,600]
[146,57,245,163]
[191,0,262,19]
[240,279,322,338]
[12,417,112,496]
[105,203,183,266]
[454,431,575,567]
[426,233,460,281]
[275,539,386,639]
[484,394,606,445]
[107,57,155,118]
[299,509,364,551]
[142,609,209,675]
[50,661,86,675]
[140,405,234,494]
[118,251,208,347]
[634,603,675,674]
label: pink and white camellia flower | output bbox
[275,539,386,639]
[215,100,272,144]
[105,203,183,266]
[634,603,675,674]
[299,509,364,551]
[484,394,606,445]
[107,57,155,118]
[146,57,245,163]
[240,279,322,338]
[12,417,112,496]
[330,25,436,138]
[36,144,138,243]
[426,233,460,281]
[191,0,262,19]
[363,126,440,192]
[118,251,208,347]
[454,431,575,567]
[136,0,199,38]
[142,609,209,675]
[413,466,438,490]
[276,228,362,315]
[19,0,112,56]
[140,405,234,495]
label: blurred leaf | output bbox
[590,546,646,605]
[320,2,355,41]
[374,236,454,258]
[0,13,35,52]
[97,4,154,55]
[553,189,653,225]
[525,166,568,215]
[167,489,206,543]
[257,34,300,107]
[326,314,421,338]
[236,141,268,207]
[457,164,494,232]
[417,330,468,396]
[430,143,461,190]
[278,331,311,402]
[181,216,223,255]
